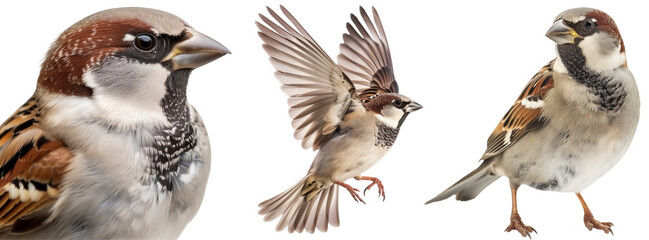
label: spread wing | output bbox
[481,61,555,159]
[0,97,71,232]
[337,7,398,101]
[257,6,358,150]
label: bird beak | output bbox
[545,19,580,45]
[405,101,423,113]
[164,28,231,70]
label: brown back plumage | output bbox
[482,61,555,159]
[0,97,71,233]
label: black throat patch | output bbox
[557,43,627,112]
[145,69,197,192]
[375,123,399,148]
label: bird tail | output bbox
[258,175,340,233]
[425,159,500,204]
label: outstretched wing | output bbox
[337,6,398,101]
[0,97,71,232]
[481,61,555,159]
[257,6,358,150]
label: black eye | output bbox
[134,34,156,51]
[584,20,595,30]
[393,99,407,109]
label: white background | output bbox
[1,1,647,239]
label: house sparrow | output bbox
[257,6,422,233]
[426,8,638,238]
[0,7,229,239]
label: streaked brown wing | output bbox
[257,6,358,150]
[481,61,555,159]
[0,98,71,231]
[337,7,398,101]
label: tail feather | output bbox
[290,196,310,232]
[259,175,340,233]
[315,186,339,231]
[259,178,302,221]
[327,186,339,227]
[270,187,301,223]
[279,194,301,231]
[426,159,500,204]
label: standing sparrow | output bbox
[257,6,422,233]
[0,7,229,239]
[426,8,638,237]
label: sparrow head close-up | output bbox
[364,93,422,129]
[547,8,626,75]
[38,7,229,130]
[0,7,229,239]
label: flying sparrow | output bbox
[426,8,638,238]
[0,7,229,239]
[256,6,422,233]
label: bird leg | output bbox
[576,193,614,235]
[354,176,385,201]
[504,184,536,238]
[334,180,365,204]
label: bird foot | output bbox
[335,181,365,204]
[505,213,536,238]
[356,176,385,201]
[584,212,614,235]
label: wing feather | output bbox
[0,98,71,231]
[258,6,358,150]
[338,7,398,96]
[481,61,555,159]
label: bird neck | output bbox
[557,44,627,113]
[375,122,399,148]
[146,69,197,192]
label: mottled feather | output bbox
[0,98,71,231]
[482,61,555,159]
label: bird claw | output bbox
[357,176,386,201]
[505,213,536,238]
[584,212,614,235]
[335,181,365,204]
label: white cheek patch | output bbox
[123,33,135,42]
[376,106,403,129]
[579,33,626,72]
[83,59,171,129]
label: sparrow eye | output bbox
[393,99,407,109]
[134,34,156,51]
[583,19,595,31]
